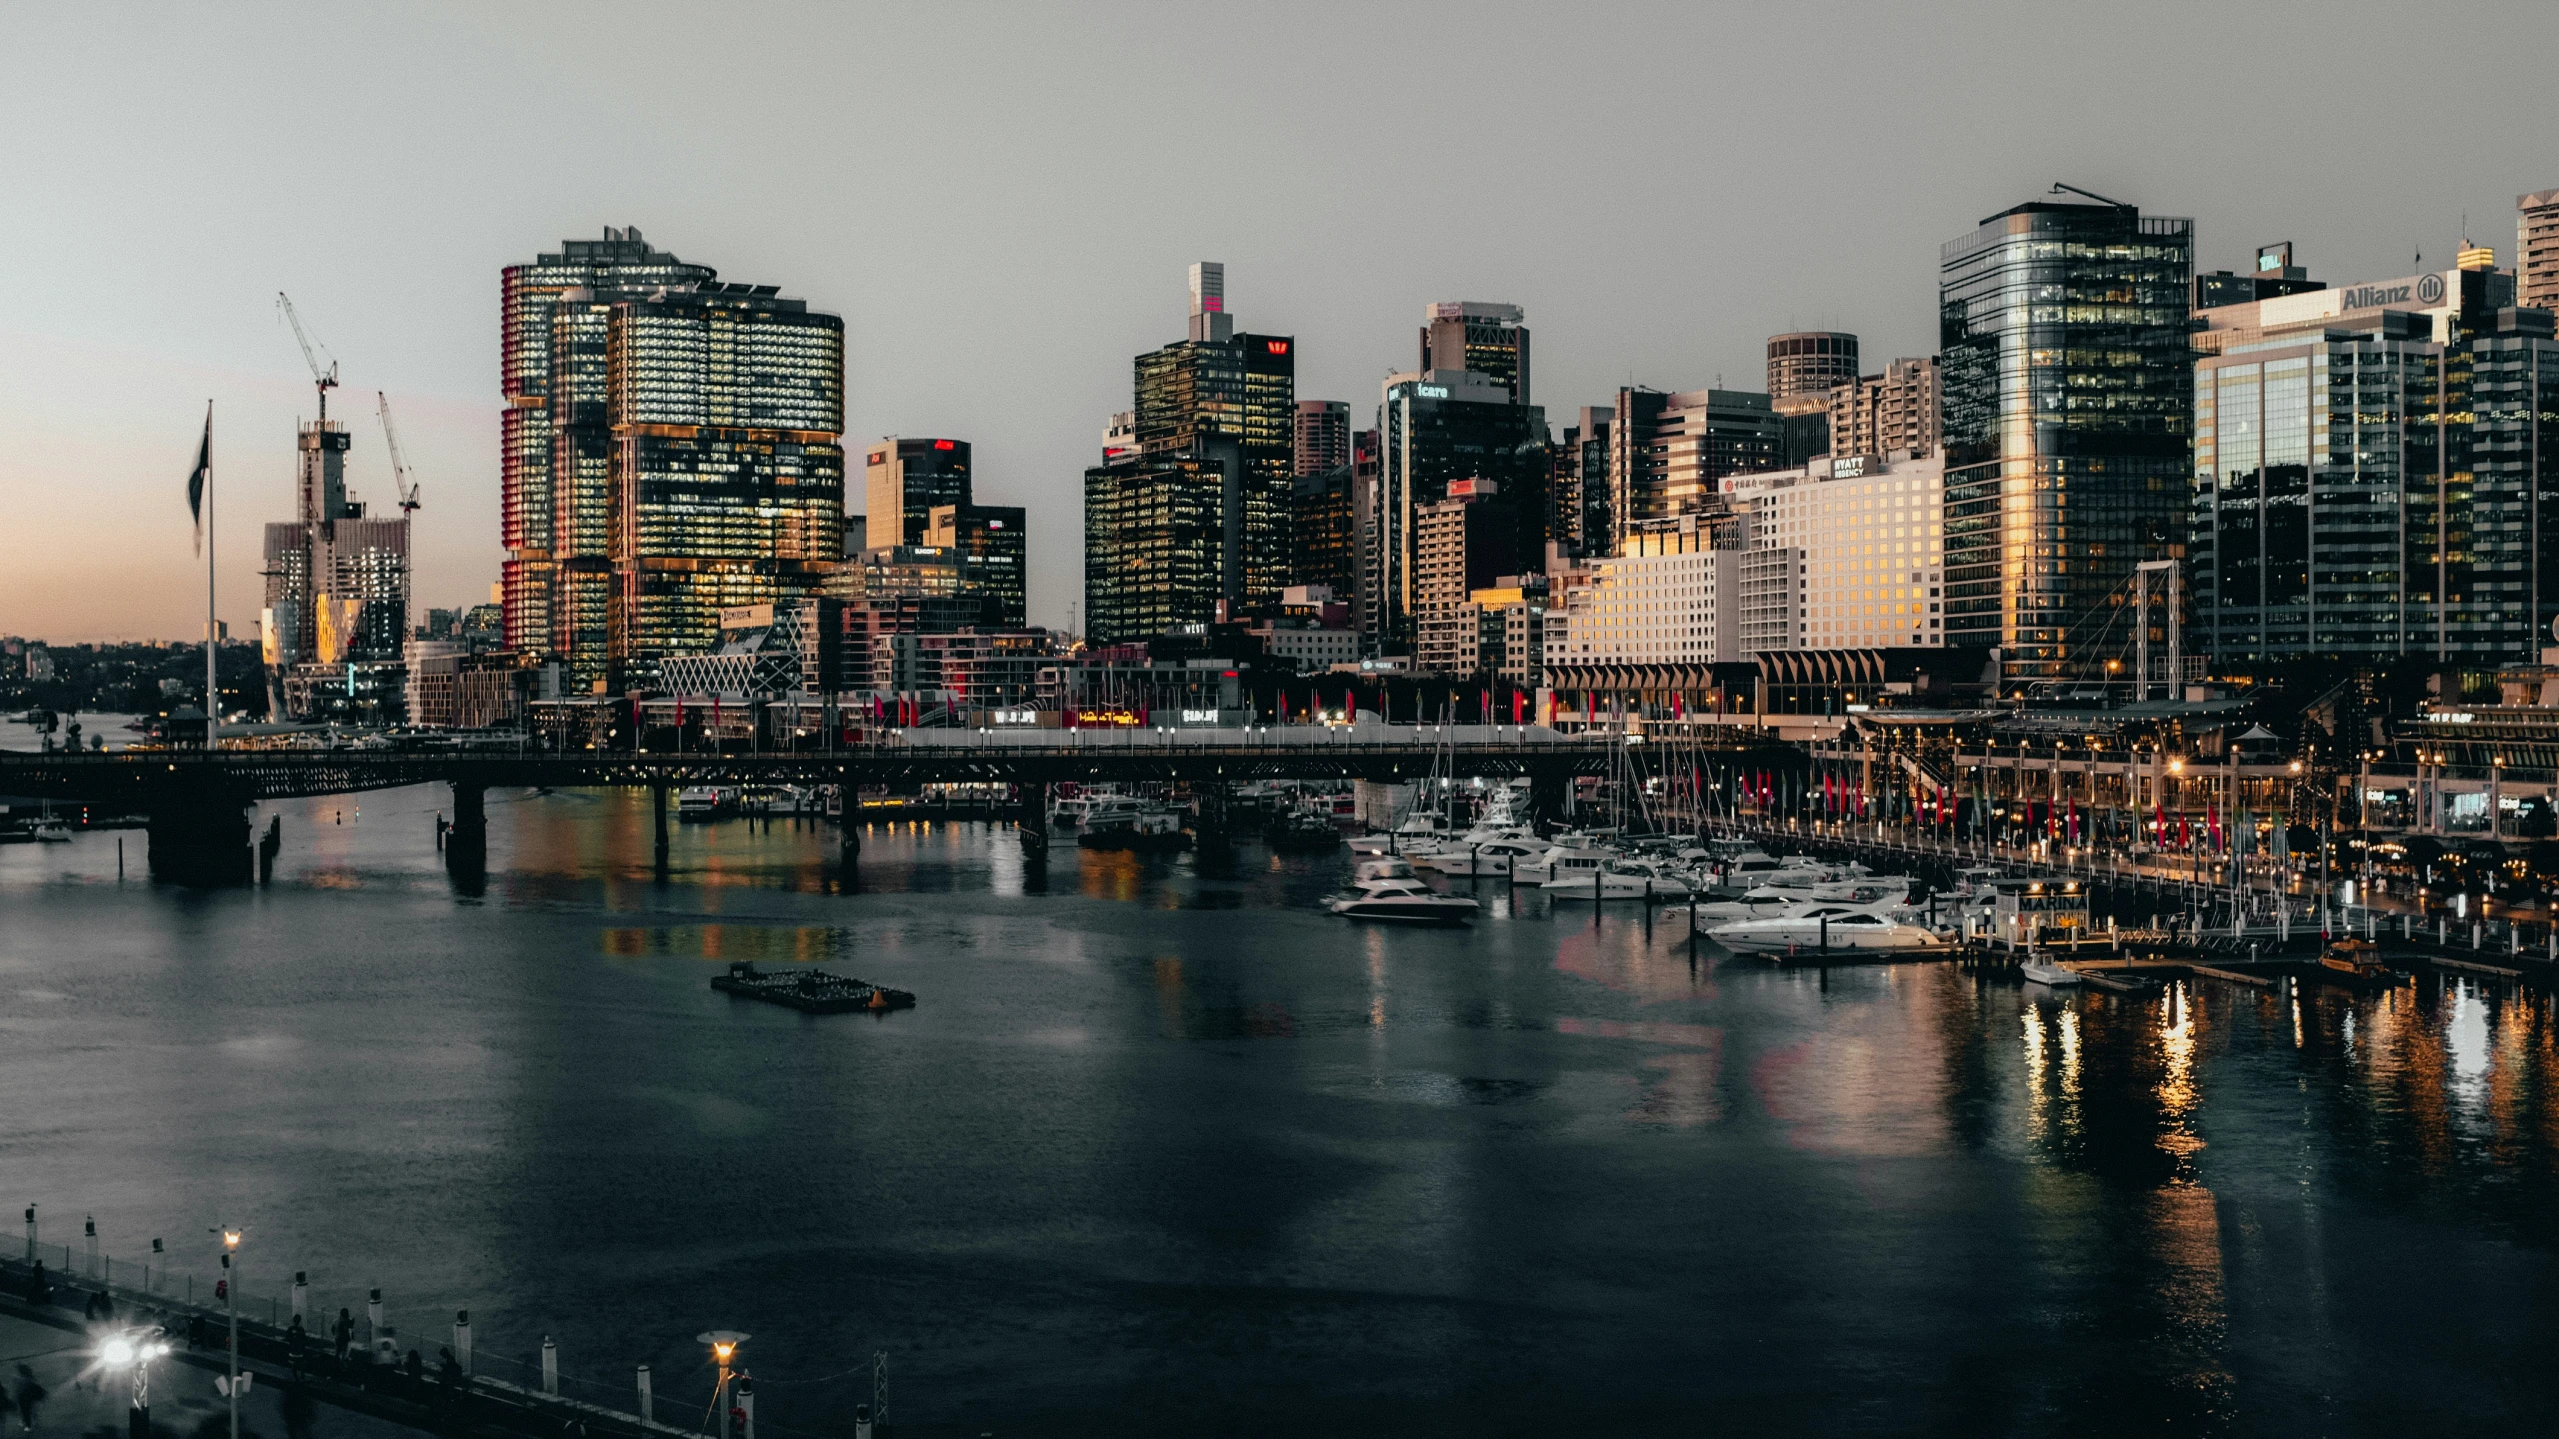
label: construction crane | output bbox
[276,291,340,420]
[376,391,422,515]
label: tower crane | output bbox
[376,391,422,515]
[275,291,340,420]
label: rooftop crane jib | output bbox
[376,391,422,515]
[276,291,339,421]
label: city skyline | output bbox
[5,1,2558,641]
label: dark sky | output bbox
[5,0,2554,640]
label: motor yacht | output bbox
[1349,814,1452,855]
[676,786,739,822]
[1708,903,1948,955]
[1052,792,1143,830]
[1326,857,1479,923]
[1410,835,1552,876]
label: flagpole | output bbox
[204,400,217,751]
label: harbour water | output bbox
[5,783,2559,1435]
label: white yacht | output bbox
[1051,792,1143,830]
[30,818,73,843]
[1709,903,1948,955]
[2018,958,2084,986]
[1410,836,1551,876]
[1686,887,1816,923]
[676,786,738,822]
[1349,814,1452,855]
[1326,858,1480,924]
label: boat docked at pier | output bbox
[1708,903,1947,955]
[1079,806,1191,852]
[677,786,739,821]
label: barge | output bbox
[711,961,916,1014]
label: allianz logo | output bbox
[2338,274,2447,309]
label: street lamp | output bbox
[218,1227,241,1439]
[699,1331,750,1439]
[99,1327,174,1439]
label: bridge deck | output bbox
[1,727,1622,803]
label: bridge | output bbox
[0,725,1619,886]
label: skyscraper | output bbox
[2521,189,2559,313]
[1549,407,1611,559]
[1081,263,1294,643]
[1293,400,1349,477]
[1606,388,1785,552]
[866,438,973,548]
[1827,357,1943,459]
[2191,252,2556,664]
[499,228,715,661]
[1368,370,1549,645]
[1419,303,1530,404]
[924,502,1029,628]
[499,229,845,692]
[1939,193,2193,681]
[1765,332,1859,413]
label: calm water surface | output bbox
[4,785,2558,1436]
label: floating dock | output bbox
[711,961,916,1014]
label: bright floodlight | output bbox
[100,1336,136,1367]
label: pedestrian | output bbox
[13,1364,45,1436]
[404,1348,422,1388]
[333,1307,355,1366]
[25,1260,47,1307]
[286,1315,308,1380]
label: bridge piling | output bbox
[1017,780,1049,862]
[651,781,670,870]
[145,786,254,887]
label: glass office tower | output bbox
[1939,197,2193,683]
[2193,263,2559,663]
[1083,265,1295,643]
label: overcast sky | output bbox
[4,0,2555,642]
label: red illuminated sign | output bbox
[1266,340,1289,355]
[932,439,956,451]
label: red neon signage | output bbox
[1266,340,1289,355]
[932,439,956,451]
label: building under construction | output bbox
[262,300,411,719]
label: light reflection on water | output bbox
[5,786,2559,1434]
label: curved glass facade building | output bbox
[1939,198,2192,684]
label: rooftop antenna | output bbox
[276,293,340,421]
[2048,181,2132,209]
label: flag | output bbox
[184,406,212,555]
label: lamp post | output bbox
[100,1327,174,1439]
[219,1227,241,1439]
[699,1331,749,1439]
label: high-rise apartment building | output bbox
[2190,254,2558,664]
[499,228,716,660]
[1940,194,2192,682]
[1367,370,1550,645]
[866,438,972,547]
[1409,482,1526,675]
[1420,303,1530,404]
[1606,388,1785,552]
[2521,190,2559,313]
[1081,263,1294,643]
[1826,357,1944,458]
[1549,407,1611,559]
[499,229,842,692]
[1290,466,1356,600]
[1766,332,1859,414]
[1293,400,1350,477]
